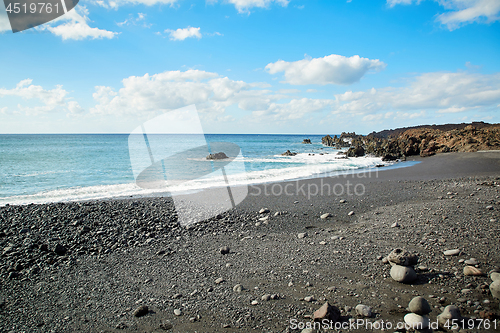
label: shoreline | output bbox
[1,151,499,332]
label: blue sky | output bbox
[0,0,499,134]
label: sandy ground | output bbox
[1,151,499,333]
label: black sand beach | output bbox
[1,152,499,332]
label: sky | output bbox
[0,0,499,134]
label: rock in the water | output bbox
[443,249,460,256]
[490,280,500,299]
[437,305,461,328]
[233,284,244,293]
[206,152,228,160]
[54,244,67,255]
[464,266,484,276]
[302,139,312,144]
[355,304,372,317]
[490,272,500,282]
[134,305,149,317]
[219,246,230,255]
[409,296,431,315]
[320,213,332,219]
[313,302,340,322]
[390,265,417,283]
[404,313,430,329]
[297,233,307,239]
[387,248,418,266]
[282,150,297,156]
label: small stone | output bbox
[233,284,244,293]
[387,248,418,266]
[259,208,270,214]
[339,199,346,203]
[261,294,271,301]
[320,213,332,219]
[215,278,224,284]
[172,293,182,299]
[313,302,340,322]
[404,313,430,329]
[348,211,354,216]
[134,305,149,317]
[486,205,493,210]
[490,280,500,299]
[437,305,461,328]
[443,249,460,256]
[490,272,500,282]
[409,296,431,315]
[159,322,173,330]
[251,300,259,305]
[116,323,128,329]
[464,266,484,276]
[391,222,400,228]
[464,258,478,265]
[304,296,315,302]
[174,309,182,316]
[355,304,372,317]
[390,265,417,283]
[220,246,230,255]
[297,233,307,239]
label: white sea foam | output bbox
[0,155,390,206]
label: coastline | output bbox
[1,151,499,332]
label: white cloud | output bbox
[92,0,178,9]
[117,13,150,27]
[208,0,290,14]
[39,7,117,40]
[253,98,334,120]
[165,26,202,41]
[266,54,386,85]
[388,0,500,29]
[333,72,500,119]
[0,4,11,33]
[0,79,83,115]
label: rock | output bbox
[304,296,315,302]
[206,152,228,160]
[490,272,500,282]
[391,222,400,228]
[464,266,484,276]
[134,305,149,317]
[408,296,431,315]
[390,265,417,283]
[297,233,307,239]
[215,278,224,284]
[355,304,372,317]
[486,205,493,210]
[490,280,500,299]
[348,211,354,216]
[281,150,297,156]
[346,146,365,157]
[54,244,67,255]
[404,313,430,329]
[261,294,271,301]
[301,329,316,333]
[313,302,340,322]
[233,284,244,293]
[220,246,230,255]
[464,258,478,265]
[382,154,398,161]
[251,300,259,305]
[339,199,346,203]
[320,213,332,219]
[302,139,312,144]
[437,305,462,328]
[159,322,173,330]
[259,208,270,214]
[387,248,418,266]
[443,249,460,256]
[174,309,182,316]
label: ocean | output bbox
[0,134,391,206]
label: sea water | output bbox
[0,134,389,205]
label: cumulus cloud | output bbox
[266,54,386,85]
[165,26,202,41]
[208,0,290,14]
[38,7,117,40]
[388,0,500,29]
[333,72,500,120]
[0,79,83,115]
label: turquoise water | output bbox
[0,134,388,205]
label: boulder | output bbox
[437,305,462,328]
[387,248,418,266]
[404,313,430,330]
[355,304,372,317]
[282,150,297,156]
[346,146,365,157]
[490,280,500,299]
[408,296,431,315]
[390,265,417,283]
[206,152,228,160]
[302,139,312,144]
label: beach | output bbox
[1,151,499,332]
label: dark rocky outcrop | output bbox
[346,146,365,157]
[281,150,297,156]
[302,139,311,144]
[206,152,228,160]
